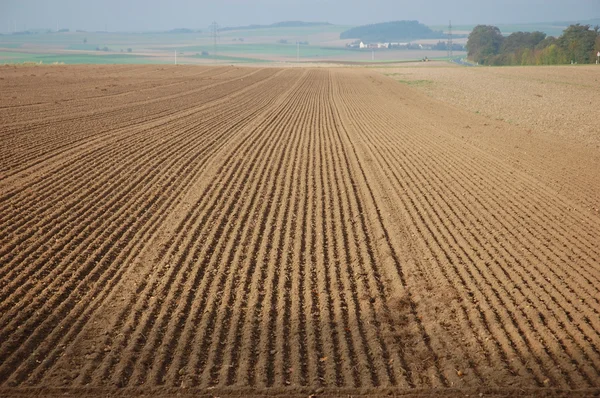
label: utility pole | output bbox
[447,20,453,60]
[209,21,219,63]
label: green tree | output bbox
[520,48,533,65]
[466,25,504,64]
[558,24,599,63]
[501,31,546,54]
[535,36,557,51]
[489,53,513,66]
[536,44,567,65]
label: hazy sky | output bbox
[1,0,599,32]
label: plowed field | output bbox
[1,65,599,397]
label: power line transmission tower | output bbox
[209,21,220,63]
[447,20,453,60]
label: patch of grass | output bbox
[0,43,22,49]
[0,51,40,61]
[396,79,433,86]
[67,43,103,51]
[180,43,352,58]
[190,53,270,63]
[0,51,161,64]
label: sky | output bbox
[1,0,599,32]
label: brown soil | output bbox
[376,64,600,214]
[1,64,599,398]
[377,65,600,146]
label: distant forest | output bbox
[467,23,600,65]
[340,21,444,43]
[221,21,331,32]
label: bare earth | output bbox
[0,64,599,397]
[376,63,600,214]
[377,64,600,147]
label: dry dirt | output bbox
[1,64,599,397]
[378,64,600,146]
[376,63,600,214]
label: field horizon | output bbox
[2,16,598,65]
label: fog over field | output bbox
[1,0,598,32]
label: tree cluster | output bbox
[467,24,600,65]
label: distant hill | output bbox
[221,21,331,32]
[340,21,444,42]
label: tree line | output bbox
[466,24,600,65]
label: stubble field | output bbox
[1,64,599,397]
